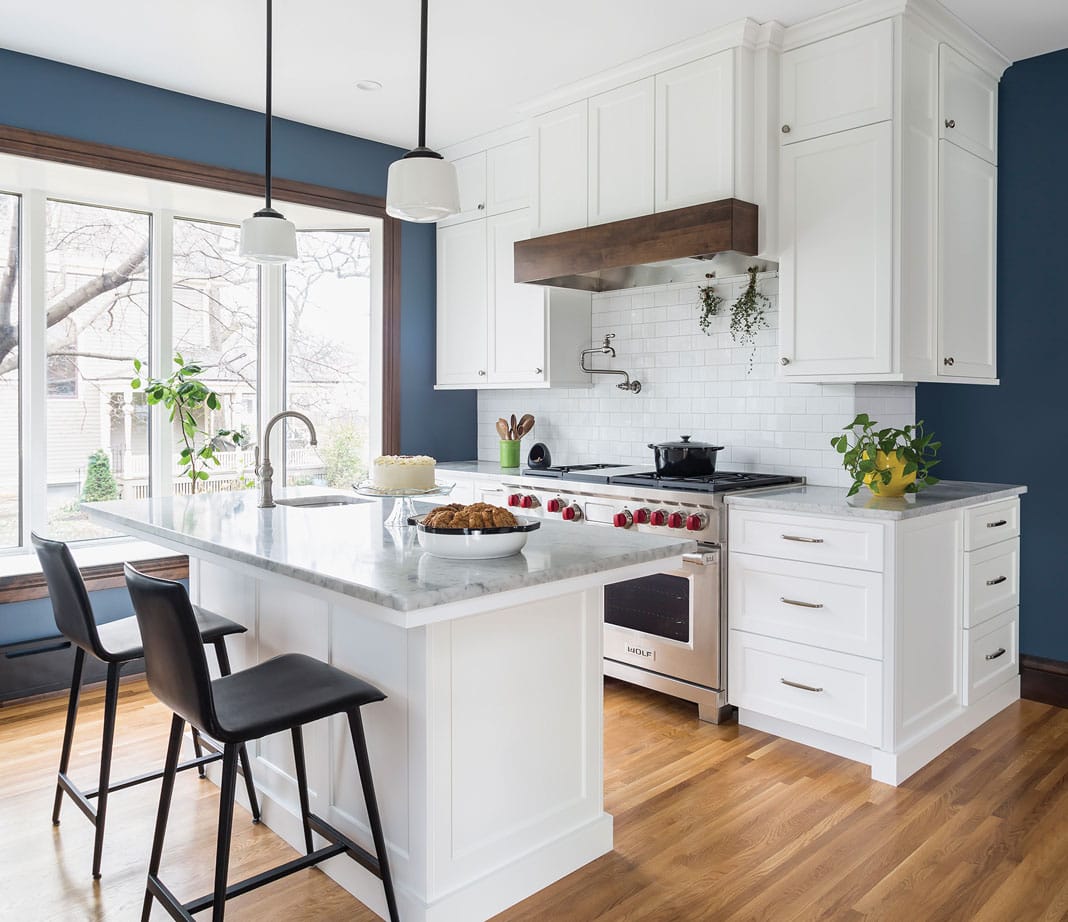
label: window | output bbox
[45,201,151,541]
[0,192,19,550]
[285,230,372,488]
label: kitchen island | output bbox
[87,489,696,922]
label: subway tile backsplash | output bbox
[477,274,916,487]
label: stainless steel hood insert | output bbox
[513,198,758,292]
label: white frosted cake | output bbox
[371,455,436,491]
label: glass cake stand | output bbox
[353,481,455,527]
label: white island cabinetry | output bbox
[727,485,1025,785]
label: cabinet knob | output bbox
[534,367,542,375]
[478,369,486,376]
[781,124,791,134]
[477,203,485,210]
[943,357,955,367]
[780,357,790,366]
[944,118,956,129]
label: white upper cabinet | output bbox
[438,151,487,227]
[588,79,655,225]
[486,138,529,215]
[780,19,893,144]
[939,141,997,379]
[779,122,893,377]
[654,51,735,212]
[436,220,488,386]
[486,210,545,385]
[939,44,998,164]
[530,101,588,235]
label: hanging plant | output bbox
[697,284,724,333]
[730,267,771,374]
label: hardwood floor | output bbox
[2,677,1066,921]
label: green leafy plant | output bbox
[830,414,941,497]
[730,267,771,373]
[82,449,119,502]
[131,353,245,492]
[697,283,724,333]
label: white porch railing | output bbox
[118,447,322,477]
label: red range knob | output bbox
[650,510,667,526]
[520,495,534,508]
[667,512,685,529]
[507,494,521,507]
[612,511,633,528]
[562,504,582,521]
[633,507,651,524]
[546,498,562,513]
[686,513,707,531]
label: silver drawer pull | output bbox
[781,534,824,544]
[780,597,824,609]
[985,647,1007,661]
[986,519,1008,528]
[781,678,823,693]
[986,575,1007,586]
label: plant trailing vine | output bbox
[697,283,724,333]
[830,414,941,497]
[731,267,771,373]
[131,353,245,492]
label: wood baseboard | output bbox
[1021,654,1068,709]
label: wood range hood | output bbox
[513,198,759,293]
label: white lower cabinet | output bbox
[728,496,1022,785]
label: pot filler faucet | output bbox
[257,410,318,508]
[580,333,642,393]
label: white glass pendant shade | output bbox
[240,208,297,263]
[386,149,460,223]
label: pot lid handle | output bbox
[680,435,691,442]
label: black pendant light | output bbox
[240,0,297,262]
[385,0,459,222]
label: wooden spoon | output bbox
[517,414,535,437]
[510,414,518,440]
[496,418,510,440]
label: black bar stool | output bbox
[124,564,400,922]
[32,533,261,879]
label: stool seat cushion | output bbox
[94,606,246,663]
[209,653,386,743]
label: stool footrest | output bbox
[81,752,222,801]
[308,812,382,878]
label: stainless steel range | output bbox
[500,464,801,723]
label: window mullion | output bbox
[260,263,285,477]
[151,211,174,498]
[21,190,47,542]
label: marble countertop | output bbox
[724,480,1027,520]
[437,460,526,481]
[86,488,696,615]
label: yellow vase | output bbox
[862,450,916,497]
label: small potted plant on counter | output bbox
[831,414,941,497]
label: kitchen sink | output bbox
[273,495,368,508]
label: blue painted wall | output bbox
[916,48,1068,660]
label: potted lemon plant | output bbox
[830,414,941,497]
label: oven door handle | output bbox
[682,550,719,567]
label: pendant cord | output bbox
[265,0,273,209]
[418,0,428,149]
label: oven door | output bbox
[603,548,721,690]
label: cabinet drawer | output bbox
[729,631,882,745]
[964,498,1020,551]
[963,608,1018,705]
[729,553,883,658]
[728,509,885,572]
[964,538,1019,628]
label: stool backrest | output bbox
[31,532,106,659]
[124,564,219,737]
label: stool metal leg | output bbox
[291,726,314,854]
[211,743,240,922]
[191,726,207,778]
[214,639,261,824]
[52,646,85,826]
[143,713,185,922]
[348,709,400,922]
[92,661,121,879]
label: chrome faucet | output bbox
[256,411,318,508]
[580,333,642,393]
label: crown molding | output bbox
[906,0,1010,76]
[440,121,529,163]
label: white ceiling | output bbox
[0,0,1065,150]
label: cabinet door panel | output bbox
[439,151,487,227]
[487,139,529,215]
[940,45,998,164]
[938,141,996,379]
[655,51,734,212]
[589,78,655,225]
[487,210,546,386]
[779,122,893,376]
[436,221,487,386]
[780,19,893,143]
[530,101,588,235]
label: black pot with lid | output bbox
[647,435,725,478]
